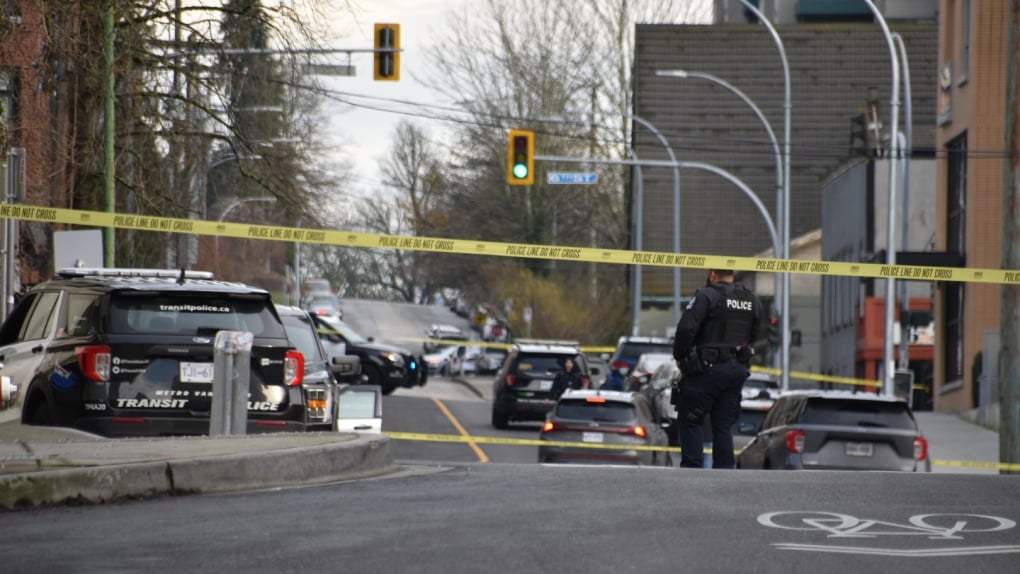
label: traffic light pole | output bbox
[536,154,780,303]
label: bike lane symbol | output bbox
[757,511,1020,557]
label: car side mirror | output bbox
[330,355,361,384]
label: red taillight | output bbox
[913,437,928,461]
[76,345,112,382]
[611,360,630,372]
[542,420,557,433]
[785,430,805,454]
[285,350,304,387]
[585,397,607,403]
[630,426,647,438]
[504,373,516,387]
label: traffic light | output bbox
[767,315,780,348]
[506,129,535,185]
[373,23,400,81]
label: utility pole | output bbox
[1000,0,1020,474]
[103,1,115,267]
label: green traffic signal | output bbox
[507,130,535,185]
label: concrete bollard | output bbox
[210,331,253,436]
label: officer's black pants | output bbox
[677,359,748,469]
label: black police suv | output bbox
[0,268,324,437]
[310,313,426,395]
[491,339,591,429]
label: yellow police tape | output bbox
[384,431,1020,472]
[6,204,1020,285]
[0,204,972,391]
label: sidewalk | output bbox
[0,417,396,510]
[914,410,1001,474]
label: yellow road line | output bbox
[431,397,489,463]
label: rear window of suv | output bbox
[619,342,672,361]
[798,398,915,429]
[109,293,285,337]
[515,354,575,375]
[556,399,636,423]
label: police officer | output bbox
[672,268,764,469]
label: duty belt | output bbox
[698,345,740,363]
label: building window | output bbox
[0,69,15,129]
[960,0,970,82]
[943,134,967,383]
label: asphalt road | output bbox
[2,298,1017,573]
[2,463,1018,573]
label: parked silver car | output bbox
[538,390,672,466]
[736,390,931,472]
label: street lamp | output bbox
[535,111,682,331]
[864,0,902,396]
[657,68,784,367]
[892,32,914,376]
[535,115,646,335]
[733,0,793,391]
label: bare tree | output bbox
[403,0,707,340]
[13,0,354,286]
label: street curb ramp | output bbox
[0,434,395,510]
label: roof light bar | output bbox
[56,268,215,280]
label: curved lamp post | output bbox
[734,0,793,391]
[657,68,785,368]
[540,111,682,330]
[536,154,779,272]
[892,32,914,374]
[864,0,902,396]
[536,114,648,335]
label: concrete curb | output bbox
[0,434,395,510]
[451,375,486,399]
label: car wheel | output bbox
[363,364,396,396]
[29,401,52,426]
[491,405,510,429]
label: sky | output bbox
[315,0,464,193]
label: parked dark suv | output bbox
[275,304,361,431]
[736,390,931,472]
[602,335,673,391]
[491,339,591,429]
[0,268,323,437]
[310,313,426,395]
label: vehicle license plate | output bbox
[845,442,874,457]
[180,362,214,383]
[582,432,604,443]
[539,380,553,391]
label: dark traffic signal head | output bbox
[506,129,535,185]
[768,315,780,348]
[374,23,400,81]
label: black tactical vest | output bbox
[699,282,756,348]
